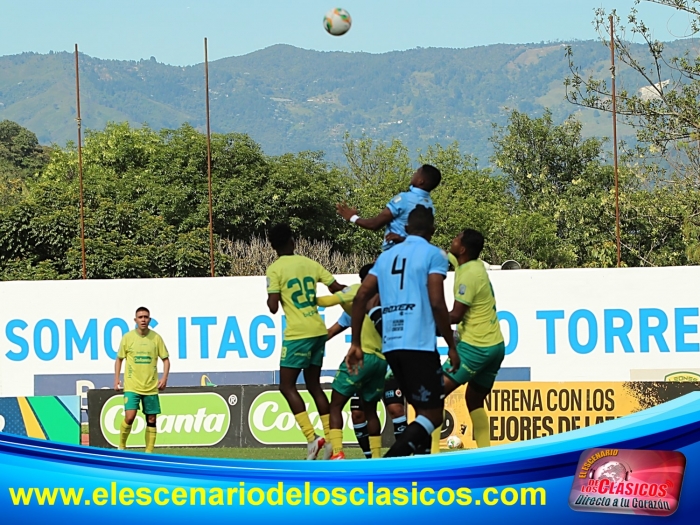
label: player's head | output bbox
[268,223,295,254]
[451,228,484,261]
[134,307,150,329]
[359,263,373,281]
[405,205,435,240]
[411,164,442,192]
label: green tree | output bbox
[0,120,51,206]
[565,1,700,263]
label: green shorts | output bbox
[332,353,387,404]
[280,334,327,369]
[123,392,161,415]
[443,341,506,390]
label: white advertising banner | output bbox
[1,266,699,398]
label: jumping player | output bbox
[336,165,442,251]
[266,223,346,460]
[348,206,459,457]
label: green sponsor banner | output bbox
[99,392,231,448]
[247,390,386,445]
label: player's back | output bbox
[370,235,448,352]
[266,254,332,340]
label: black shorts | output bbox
[382,376,405,407]
[385,350,445,410]
[350,395,362,412]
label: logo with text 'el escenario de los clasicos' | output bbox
[569,448,686,517]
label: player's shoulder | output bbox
[121,329,138,340]
[345,282,361,293]
[266,257,283,272]
[424,242,449,260]
[389,190,410,205]
[461,259,489,280]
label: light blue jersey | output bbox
[369,235,448,352]
[383,186,434,251]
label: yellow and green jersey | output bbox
[117,330,169,395]
[451,254,504,348]
[266,254,336,341]
[317,283,384,359]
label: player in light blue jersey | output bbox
[336,164,442,251]
[347,205,459,457]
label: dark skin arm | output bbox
[449,301,469,325]
[336,204,394,231]
[428,273,460,373]
[327,322,347,341]
[328,281,345,293]
[267,293,281,314]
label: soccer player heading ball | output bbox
[348,205,459,457]
[336,164,442,251]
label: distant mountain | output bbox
[0,40,693,164]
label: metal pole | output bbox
[610,15,621,268]
[75,44,87,279]
[205,38,215,277]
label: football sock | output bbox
[369,436,382,458]
[392,415,407,438]
[470,408,490,448]
[353,421,372,459]
[119,421,132,450]
[430,426,442,454]
[320,414,331,441]
[145,424,157,453]
[384,416,434,457]
[295,412,317,443]
[329,429,344,455]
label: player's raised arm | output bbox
[336,203,394,231]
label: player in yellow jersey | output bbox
[113,306,170,453]
[266,224,346,460]
[442,228,505,449]
[317,263,387,460]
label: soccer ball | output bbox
[446,435,464,450]
[323,8,352,36]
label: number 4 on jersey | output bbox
[392,256,406,290]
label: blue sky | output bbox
[0,1,692,65]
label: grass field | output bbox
[81,425,463,459]
[128,447,388,460]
